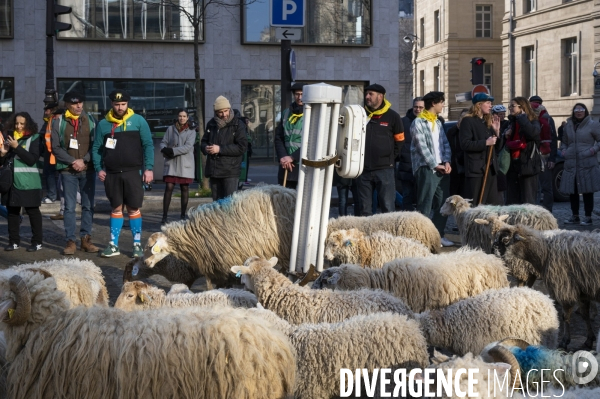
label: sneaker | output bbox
[440,237,454,247]
[132,243,143,258]
[581,217,593,226]
[26,244,42,252]
[101,243,121,258]
[4,243,19,251]
[564,215,580,224]
[50,213,64,220]
[41,197,53,204]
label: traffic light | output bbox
[470,57,486,85]
[46,0,72,37]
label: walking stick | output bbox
[479,145,494,205]
[283,168,288,187]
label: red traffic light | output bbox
[471,57,486,65]
[475,59,484,65]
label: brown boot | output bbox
[63,240,76,255]
[81,235,99,253]
[50,213,64,220]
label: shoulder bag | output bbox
[519,142,542,177]
[0,157,14,194]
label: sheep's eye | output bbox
[127,293,135,299]
[502,236,510,244]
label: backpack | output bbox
[538,110,552,155]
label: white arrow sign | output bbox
[275,27,301,40]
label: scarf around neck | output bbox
[214,110,234,129]
[418,109,438,129]
[105,108,134,130]
[65,110,80,120]
[365,98,392,119]
[176,122,189,132]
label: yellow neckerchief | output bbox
[64,110,80,120]
[43,117,50,122]
[105,108,134,131]
[13,130,24,141]
[365,98,392,119]
[418,109,438,129]
[288,113,303,124]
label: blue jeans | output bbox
[337,184,350,216]
[62,170,96,241]
[356,168,396,216]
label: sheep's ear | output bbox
[327,272,342,285]
[499,214,509,222]
[230,265,248,275]
[267,257,278,268]
[474,219,489,225]
[514,234,525,242]
[465,198,473,203]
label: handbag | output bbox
[0,157,14,194]
[519,142,542,177]
[497,146,511,175]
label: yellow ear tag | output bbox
[139,294,145,303]
[151,244,161,255]
[7,309,14,319]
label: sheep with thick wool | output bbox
[415,287,559,356]
[493,220,600,349]
[313,247,509,312]
[231,256,412,324]
[144,185,296,288]
[114,281,257,311]
[327,211,441,253]
[0,269,296,399]
[123,255,203,288]
[2,258,108,307]
[440,195,558,287]
[324,229,431,268]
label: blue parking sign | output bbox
[270,0,305,27]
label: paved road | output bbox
[1,161,599,350]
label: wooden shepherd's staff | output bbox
[479,145,494,204]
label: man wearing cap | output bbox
[201,95,247,200]
[459,92,502,206]
[275,82,305,189]
[51,91,100,255]
[357,83,404,215]
[92,90,154,258]
[411,91,453,247]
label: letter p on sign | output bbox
[283,0,296,20]
[270,0,305,27]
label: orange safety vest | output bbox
[45,116,57,165]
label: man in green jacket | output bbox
[92,90,154,258]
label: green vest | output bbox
[55,113,96,171]
[13,134,42,190]
[282,108,303,156]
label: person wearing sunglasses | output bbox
[559,103,600,226]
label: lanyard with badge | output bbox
[106,123,118,149]
[69,118,79,149]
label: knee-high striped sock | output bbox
[110,211,124,246]
[129,210,142,244]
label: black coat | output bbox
[459,116,501,178]
[445,124,464,174]
[0,133,43,208]
[201,116,248,179]
[398,109,417,180]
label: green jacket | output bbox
[14,133,42,190]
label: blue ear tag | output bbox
[236,271,242,278]
[344,240,352,247]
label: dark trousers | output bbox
[449,171,466,198]
[8,206,43,246]
[43,155,59,201]
[570,180,594,217]
[506,165,539,205]
[465,174,501,206]
[400,179,416,211]
[209,177,239,201]
[356,168,396,216]
[415,166,450,236]
[538,155,554,212]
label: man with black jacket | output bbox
[201,95,247,201]
[357,83,404,216]
[398,97,423,210]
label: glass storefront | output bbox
[57,0,202,42]
[244,0,371,45]
[0,78,14,127]
[242,81,365,159]
[0,0,11,38]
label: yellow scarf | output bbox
[418,109,438,129]
[288,113,303,124]
[105,108,134,130]
[65,110,80,120]
[43,117,50,122]
[365,99,392,119]
[13,130,24,140]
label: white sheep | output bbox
[2,258,108,307]
[124,255,202,288]
[324,229,431,268]
[114,281,257,311]
[230,256,413,325]
[312,247,509,312]
[167,283,193,295]
[0,270,296,398]
[493,220,600,349]
[144,184,296,288]
[415,287,559,356]
[440,195,558,287]
[327,211,441,253]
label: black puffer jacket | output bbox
[201,115,248,179]
[398,108,417,180]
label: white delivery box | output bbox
[335,105,367,179]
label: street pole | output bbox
[281,39,292,117]
[44,34,56,106]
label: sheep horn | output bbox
[5,275,31,326]
[496,338,530,351]
[123,260,135,283]
[298,264,318,287]
[487,345,521,389]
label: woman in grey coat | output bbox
[559,103,600,226]
[160,110,196,224]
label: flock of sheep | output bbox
[0,184,600,398]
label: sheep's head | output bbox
[474,214,509,246]
[324,229,363,264]
[231,256,279,292]
[440,195,472,217]
[492,224,525,258]
[0,270,54,328]
[143,232,171,268]
[114,281,158,311]
[311,267,341,289]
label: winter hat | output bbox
[365,83,386,95]
[213,95,231,111]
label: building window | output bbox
[0,78,14,123]
[523,46,536,99]
[563,38,578,96]
[475,5,492,38]
[243,0,371,45]
[433,66,440,91]
[434,10,440,42]
[57,0,203,42]
[419,17,425,47]
[525,0,536,13]
[0,1,11,38]
[419,70,425,96]
[483,64,492,95]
